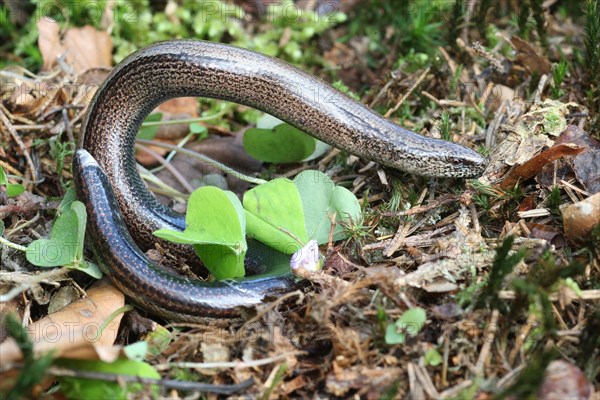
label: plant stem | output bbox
[136,139,267,185]
[0,236,27,252]
[140,111,226,127]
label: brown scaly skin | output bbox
[75,40,486,321]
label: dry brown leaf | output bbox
[153,97,198,121]
[38,18,63,71]
[484,84,515,113]
[397,261,461,292]
[555,125,600,194]
[561,192,600,239]
[519,193,537,212]
[135,97,200,165]
[195,342,230,376]
[38,18,112,73]
[538,360,593,400]
[487,101,578,182]
[327,363,403,397]
[47,285,80,314]
[527,223,567,248]
[281,374,309,396]
[511,36,551,74]
[0,279,125,362]
[63,26,112,71]
[499,143,584,189]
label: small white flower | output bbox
[290,240,322,272]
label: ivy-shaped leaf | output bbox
[154,186,246,279]
[294,170,361,244]
[243,178,308,255]
[26,201,102,279]
[243,123,316,163]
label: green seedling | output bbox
[385,307,427,345]
[0,166,25,197]
[26,201,102,278]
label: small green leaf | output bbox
[68,201,87,262]
[0,166,25,197]
[294,170,361,244]
[152,229,200,245]
[243,178,307,255]
[58,187,77,213]
[189,122,208,139]
[123,341,148,362]
[256,114,283,129]
[424,348,442,366]
[54,358,160,400]
[385,323,406,345]
[154,187,246,279]
[144,325,172,358]
[26,239,74,267]
[397,307,427,334]
[6,183,25,197]
[25,201,100,278]
[303,139,331,162]
[75,260,103,279]
[385,307,427,345]
[0,165,7,185]
[243,123,316,163]
[26,206,82,267]
[137,112,163,140]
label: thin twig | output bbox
[5,213,40,237]
[384,222,411,257]
[384,67,430,118]
[161,131,196,166]
[61,108,75,144]
[439,379,473,399]
[533,74,548,105]
[138,165,188,202]
[135,143,195,193]
[362,225,455,251]
[0,104,38,185]
[11,125,51,131]
[0,160,23,176]
[0,267,71,302]
[154,351,305,371]
[380,196,458,217]
[136,139,267,185]
[498,289,600,301]
[140,112,226,127]
[475,309,499,376]
[0,267,71,284]
[369,67,402,108]
[414,363,440,399]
